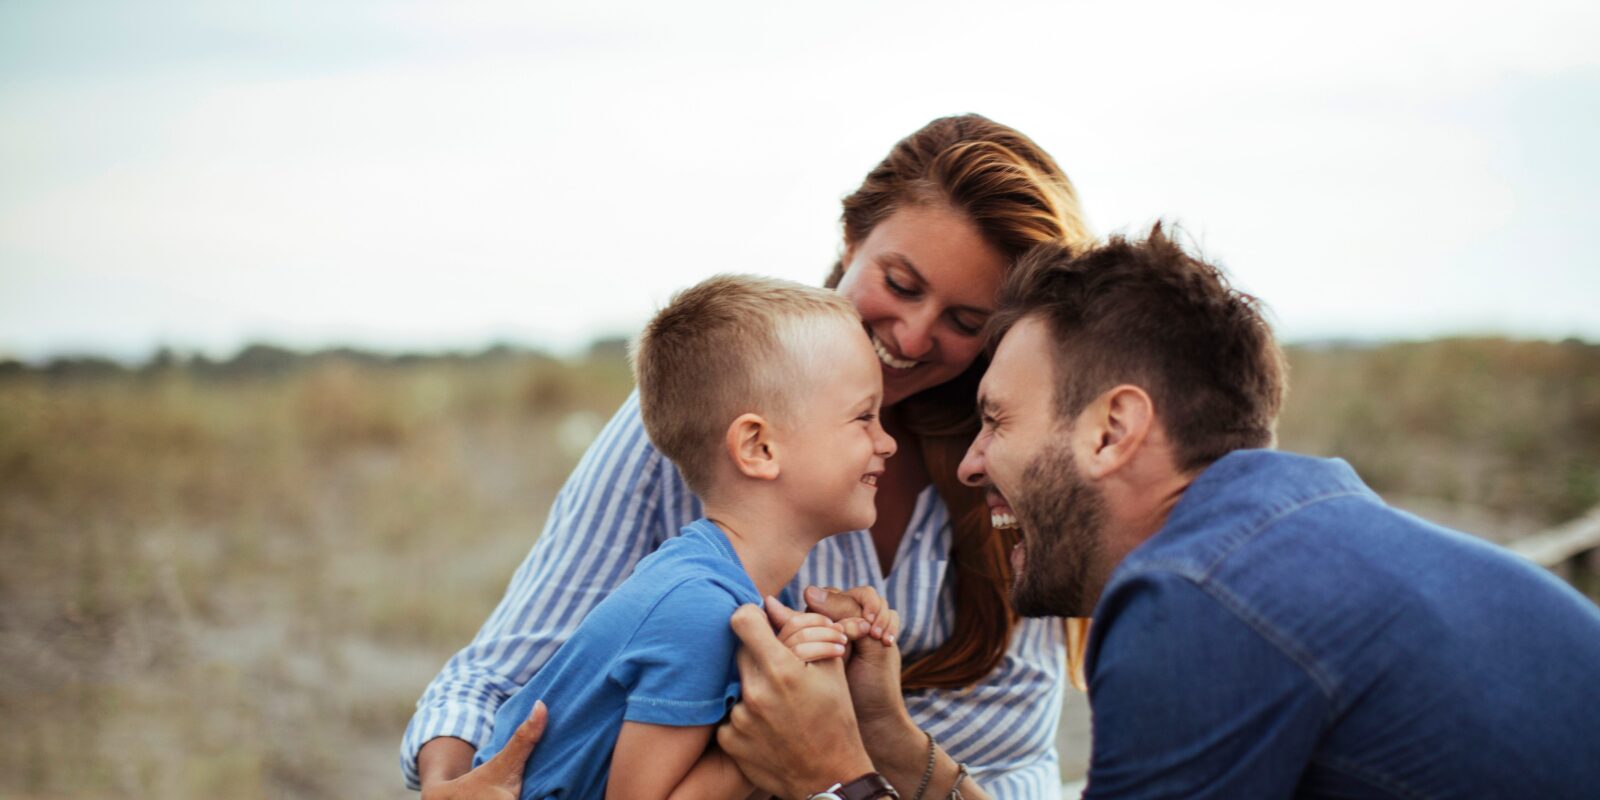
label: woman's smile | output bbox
[868,330,919,371]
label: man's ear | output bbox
[1077,385,1154,480]
[726,412,780,481]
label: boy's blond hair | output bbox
[631,274,861,497]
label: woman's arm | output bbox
[606,722,754,800]
[402,393,682,790]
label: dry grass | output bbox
[0,352,632,799]
[1280,338,1600,539]
[0,337,1595,798]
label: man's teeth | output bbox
[871,334,918,370]
[991,511,1019,529]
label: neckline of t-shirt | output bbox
[690,518,754,579]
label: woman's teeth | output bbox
[991,511,1019,529]
[871,334,918,370]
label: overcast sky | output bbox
[2,1,1597,361]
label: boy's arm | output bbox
[605,721,754,800]
[403,393,672,790]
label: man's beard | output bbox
[1010,441,1108,618]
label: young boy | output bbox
[473,275,901,800]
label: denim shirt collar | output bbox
[1123,449,1378,573]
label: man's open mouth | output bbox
[987,490,1020,531]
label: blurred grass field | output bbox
[2,337,1597,799]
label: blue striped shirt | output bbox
[402,392,1068,797]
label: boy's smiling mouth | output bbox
[861,470,884,487]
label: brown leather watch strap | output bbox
[834,772,900,800]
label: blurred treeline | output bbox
[1,336,1597,799]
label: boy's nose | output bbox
[875,423,898,458]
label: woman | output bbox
[403,114,1094,798]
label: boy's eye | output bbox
[858,412,878,423]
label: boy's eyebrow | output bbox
[882,252,993,317]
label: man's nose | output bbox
[957,440,986,487]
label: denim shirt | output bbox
[1083,450,1600,800]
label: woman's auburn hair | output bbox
[824,114,1093,691]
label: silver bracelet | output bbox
[945,761,970,800]
[910,730,937,800]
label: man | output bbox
[950,226,1600,797]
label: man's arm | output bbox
[796,588,992,800]
[799,584,1062,797]
[1084,572,1329,799]
[717,605,877,798]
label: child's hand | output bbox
[803,585,901,647]
[763,595,849,663]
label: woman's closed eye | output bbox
[883,270,918,298]
[949,312,983,336]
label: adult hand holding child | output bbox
[418,701,548,800]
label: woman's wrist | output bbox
[857,709,925,789]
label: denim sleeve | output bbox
[1083,570,1328,800]
[613,581,742,727]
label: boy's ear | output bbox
[726,413,780,481]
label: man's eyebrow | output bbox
[881,252,993,317]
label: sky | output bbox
[2,1,1597,361]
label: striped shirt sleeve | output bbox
[398,392,672,789]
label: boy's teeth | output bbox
[871,334,917,370]
[991,511,1019,529]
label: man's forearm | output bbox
[417,736,477,788]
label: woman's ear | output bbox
[726,413,780,481]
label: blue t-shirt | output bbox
[474,518,762,800]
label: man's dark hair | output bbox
[990,223,1287,473]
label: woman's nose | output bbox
[894,307,940,360]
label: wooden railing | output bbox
[1508,505,1600,598]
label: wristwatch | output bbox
[805,772,900,800]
